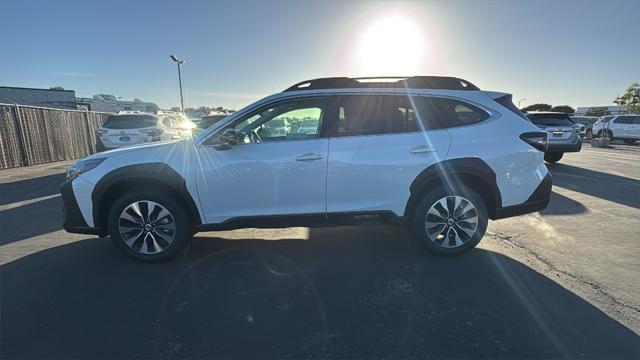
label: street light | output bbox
[169,54,185,112]
[518,98,527,109]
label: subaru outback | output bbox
[61,76,552,261]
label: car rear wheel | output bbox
[544,152,564,163]
[108,189,192,261]
[411,186,488,256]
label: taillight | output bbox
[520,132,548,152]
[142,128,164,141]
[95,129,107,142]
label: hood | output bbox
[84,139,189,161]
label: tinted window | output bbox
[103,115,157,129]
[527,113,574,126]
[614,116,640,124]
[333,95,419,136]
[331,95,489,136]
[419,97,490,130]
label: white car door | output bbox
[326,94,451,216]
[609,116,627,138]
[195,97,329,224]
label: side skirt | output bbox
[193,211,409,232]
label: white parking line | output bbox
[0,194,60,212]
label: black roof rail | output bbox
[284,76,480,92]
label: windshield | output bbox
[103,115,157,129]
[527,113,574,126]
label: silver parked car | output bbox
[526,112,582,163]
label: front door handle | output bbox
[295,153,324,161]
[410,145,436,154]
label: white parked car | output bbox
[591,114,640,143]
[95,112,192,152]
[526,112,582,163]
[62,76,552,261]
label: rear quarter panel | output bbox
[445,97,548,207]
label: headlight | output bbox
[66,158,106,181]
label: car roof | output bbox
[284,76,480,92]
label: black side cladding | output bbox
[61,180,102,235]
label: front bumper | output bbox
[547,137,582,152]
[494,173,552,219]
[61,180,103,235]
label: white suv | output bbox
[592,114,640,143]
[62,76,552,261]
[95,112,192,152]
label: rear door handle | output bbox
[410,145,436,154]
[295,153,324,161]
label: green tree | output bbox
[614,83,640,114]
[521,103,552,112]
[549,105,575,113]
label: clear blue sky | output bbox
[1,0,638,110]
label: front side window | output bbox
[212,97,326,145]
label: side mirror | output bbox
[213,128,238,150]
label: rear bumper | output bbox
[547,138,582,152]
[493,173,552,219]
[61,180,103,235]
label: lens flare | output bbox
[357,16,425,74]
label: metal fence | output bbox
[0,103,112,169]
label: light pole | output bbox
[518,98,527,109]
[169,54,185,112]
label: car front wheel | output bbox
[108,189,192,261]
[411,186,488,256]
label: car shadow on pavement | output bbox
[539,191,588,216]
[1,226,638,359]
[0,173,65,206]
[0,196,62,245]
[549,163,640,209]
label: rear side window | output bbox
[333,95,419,136]
[419,97,490,130]
[330,95,489,136]
[103,115,157,129]
[527,113,574,126]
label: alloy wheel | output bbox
[118,200,176,254]
[424,195,479,248]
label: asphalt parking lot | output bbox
[1,144,639,358]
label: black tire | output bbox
[544,152,564,163]
[411,185,488,256]
[107,188,192,262]
[605,130,614,140]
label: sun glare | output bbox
[357,16,425,75]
